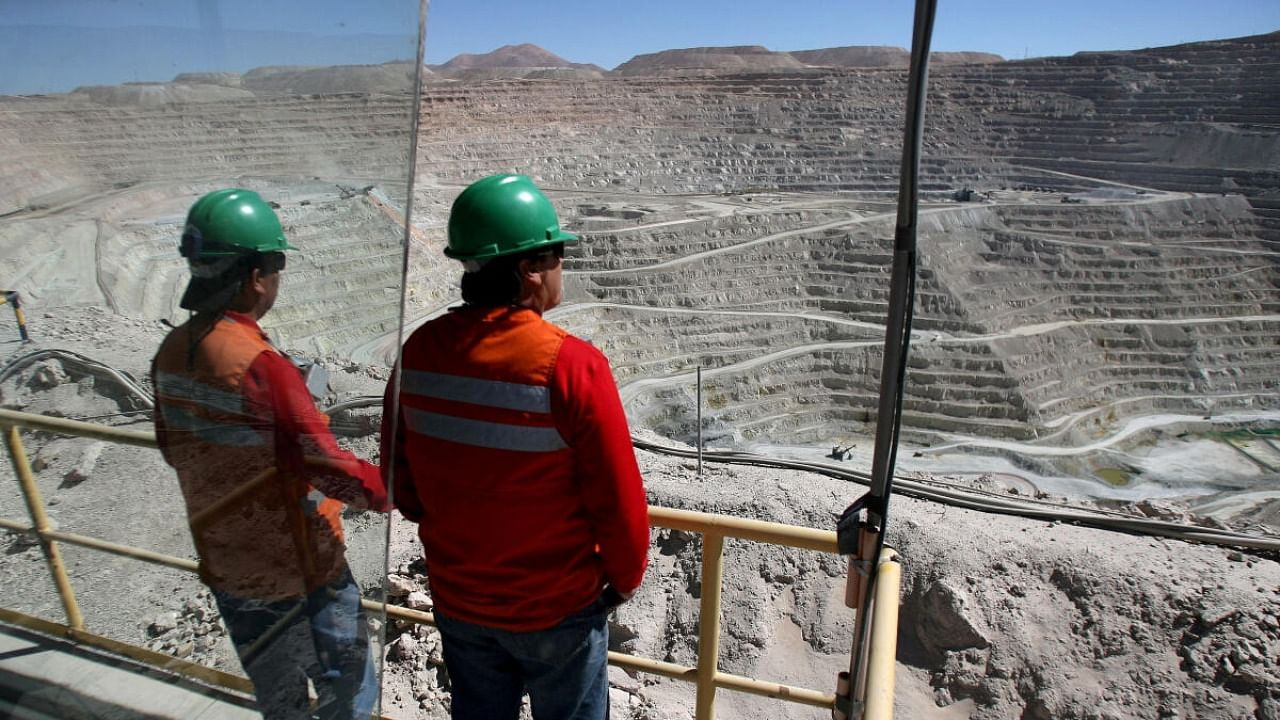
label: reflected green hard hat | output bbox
[180,188,296,260]
[446,175,578,263]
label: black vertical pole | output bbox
[838,0,937,716]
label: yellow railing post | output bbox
[695,530,725,720]
[863,550,900,720]
[4,424,84,630]
[1,291,31,343]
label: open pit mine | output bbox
[1,30,1278,720]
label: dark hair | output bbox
[459,255,522,307]
[182,252,285,313]
[212,251,286,279]
[458,244,561,308]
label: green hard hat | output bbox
[180,188,296,260]
[446,175,578,263]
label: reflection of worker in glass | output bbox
[152,189,388,720]
[382,175,650,719]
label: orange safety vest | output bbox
[396,306,619,630]
[153,313,346,599]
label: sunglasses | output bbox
[531,244,565,264]
[258,252,287,274]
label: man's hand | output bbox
[602,585,634,608]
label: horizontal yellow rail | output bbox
[0,407,154,446]
[648,505,837,553]
[0,407,845,719]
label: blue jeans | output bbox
[434,594,612,720]
[213,569,378,720]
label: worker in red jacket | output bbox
[382,174,650,720]
[153,188,387,720]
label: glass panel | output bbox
[395,11,1279,719]
[1,3,421,718]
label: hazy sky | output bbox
[2,0,1278,93]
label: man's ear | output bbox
[246,267,267,294]
[517,257,542,282]
[227,268,260,312]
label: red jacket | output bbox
[153,311,386,599]
[382,306,650,631]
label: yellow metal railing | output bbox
[0,407,897,719]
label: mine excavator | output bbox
[828,444,855,461]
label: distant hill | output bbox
[613,46,809,76]
[1065,29,1280,62]
[789,46,911,68]
[932,51,1005,65]
[790,46,1003,68]
[240,62,421,94]
[434,43,603,74]
[613,44,1002,75]
[64,62,425,105]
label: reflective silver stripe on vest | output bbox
[401,370,550,413]
[159,406,267,448]
[155,371,245,415]
[404,408,566,452]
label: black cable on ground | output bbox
[632,437,1280,553]
[0,349,153,409]
[8,353,1277,552]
